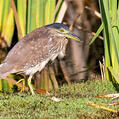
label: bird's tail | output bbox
[0,63,12,79]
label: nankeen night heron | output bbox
[0,23,80,94]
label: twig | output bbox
[85,6,101,19]
[54,61,58,75]
[44,67,50,91]
[49,66,59,89]
[35,73,42,90]
[87,101,118,113]
[60,60,71,85]
[99,57,105,80]
[76,26,104,40]
[109,101,119,105]
[92,32,104,40]
[97,93,119,99]
[69,14,80,31]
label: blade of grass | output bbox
[89,23,103,45]
[1,8,14,46]
[99,0,119,81]
[45,0,56,24]
[10,0,23,39]
[108,66,119,84]
[52,0,62,23]
[27,0,38,33]
[0,0,4,32]
[56,1,68,23]
[17,0,27,36]
[109,0,117,20]
[53,0,64,22]
[30,0,37,31]
[104,0,119,65]
[2,79,9,92]
[27,0,31,34]
[0,80,2,91]
[36,0,45,27]
[1,0,10,31]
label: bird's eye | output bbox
[59,29,65,32]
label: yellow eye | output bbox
[59,29,65,32]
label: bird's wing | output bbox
[2,27,53,74]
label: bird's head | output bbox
[45,23,80,41]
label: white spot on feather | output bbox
[25,58,50,75]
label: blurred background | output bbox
[0,0,107,92]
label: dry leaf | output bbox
[109,101,119,106]
[96,93,119,98]
[36,89,50,95]
[87,101,118,113]
[50,97,61,102]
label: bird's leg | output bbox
[27,75,35,95]
[16,78,25,92]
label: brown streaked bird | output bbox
[0,23,80,94]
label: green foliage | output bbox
[26,0,56,34]
[99,0,119,83]
[90,0,119,84]
[0,80,118,119]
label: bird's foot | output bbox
[16,78,25,92]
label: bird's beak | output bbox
[66,32,80,41]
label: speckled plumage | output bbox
[0,23,69,78]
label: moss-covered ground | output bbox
[0,80,119,119]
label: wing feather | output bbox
[0,27,67,77]
[2,27,50,73]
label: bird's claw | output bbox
[16,78,25,92]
